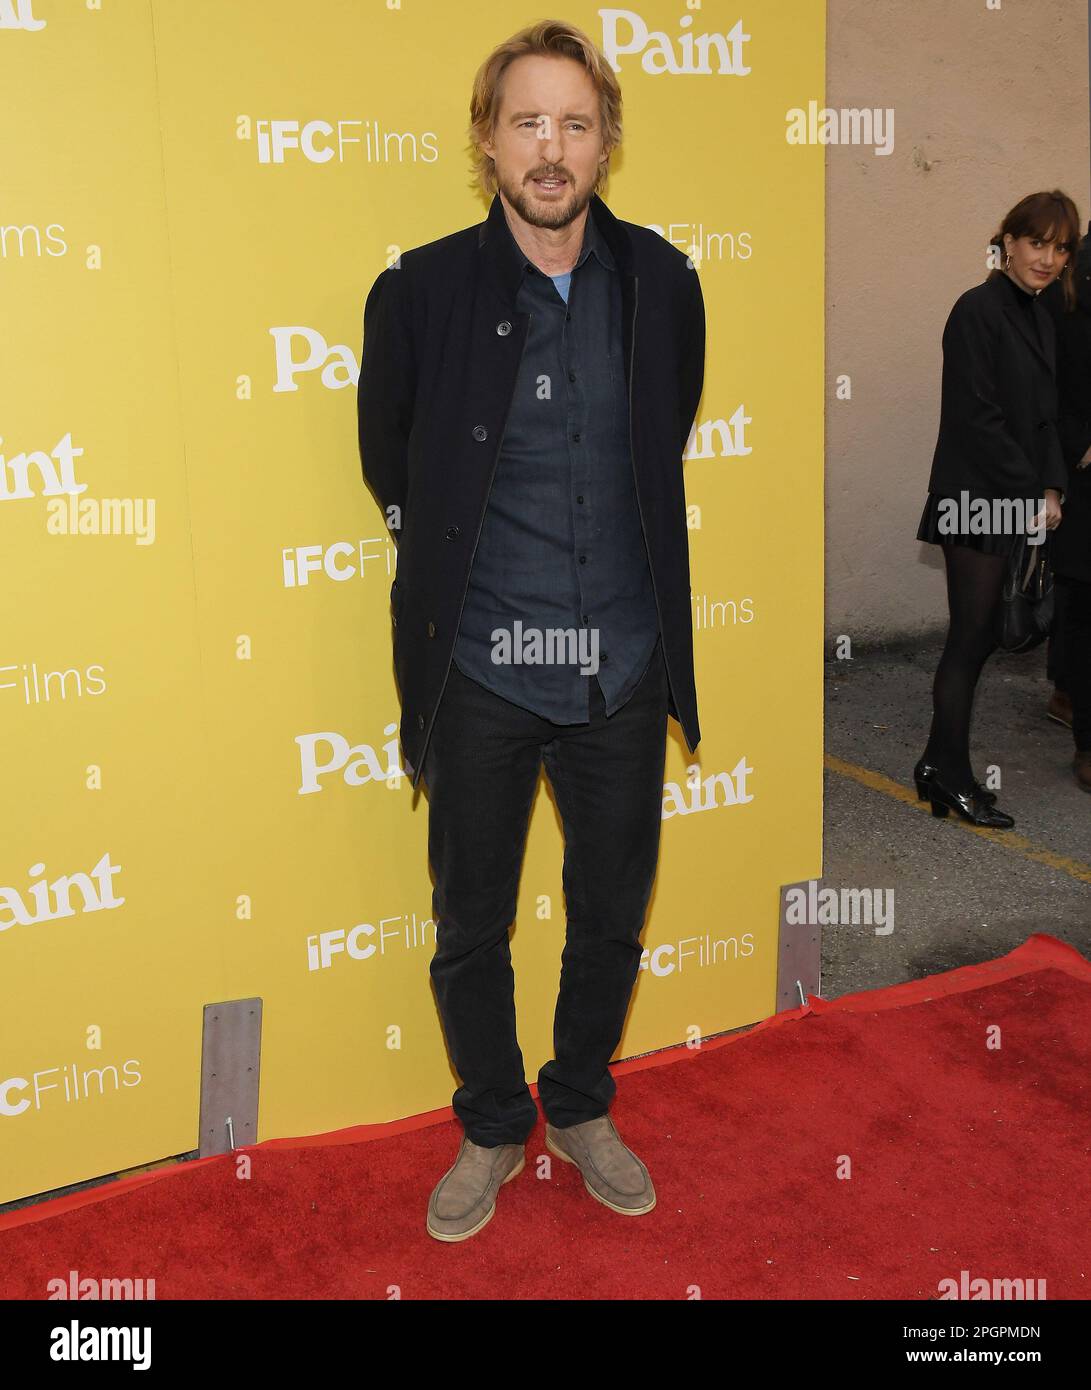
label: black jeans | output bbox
[1057,576,1091,751]
[1047,578,1066,689]
[420,637,669,1147]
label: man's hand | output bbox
[1032,488,1064,531]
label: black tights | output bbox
[923,544,1008,787]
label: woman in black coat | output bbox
[914,189,1081,827]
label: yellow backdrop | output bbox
[0,0,824,1204]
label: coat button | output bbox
[472,425,488,441]
[427,621,436,637]
[497,321,512,336]
[392,615,397,628]
[417,713,425,730]
[445,525,460,540]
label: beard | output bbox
[497,167,596,230]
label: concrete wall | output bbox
[826,0,1089,641]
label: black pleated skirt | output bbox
[916,493,1021,556]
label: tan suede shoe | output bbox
[545,1115,656,1215]
[1074,751,1091,793]
[426,1136,525,1242]
[1048,689,1074,728]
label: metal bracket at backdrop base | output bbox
[777,881,821,1012]
[198,998,263,1158]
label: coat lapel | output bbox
[991,271,1055,375]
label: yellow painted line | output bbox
[824,753,1091,884]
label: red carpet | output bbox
[2,934,1088,1300]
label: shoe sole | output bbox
[545,1130,656,1216]
[916,780,997,807]
[426,1152,525,1243]
[926,797,1014,828]
[1047,711,1073,728]
[918,785,1014,828]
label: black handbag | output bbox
[998,533,1054,653]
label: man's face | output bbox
[481,54,610,229]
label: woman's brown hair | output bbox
[467,19,622,198]
[988,190,1082,310]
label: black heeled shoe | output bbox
[917,769,1015,829]
[913,758,997,807]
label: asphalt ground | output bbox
[821,637,1090,1000]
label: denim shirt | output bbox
[451,205,660,722]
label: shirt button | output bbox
[497,321,512,336]
[472,425,488,441]
[445,525,460,540]
[427,621,436,637]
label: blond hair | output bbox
[467,19,623,197]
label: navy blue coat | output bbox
[357,193,706,786]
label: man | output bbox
[357,19,705,1242]
[1043,223,1091,790]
